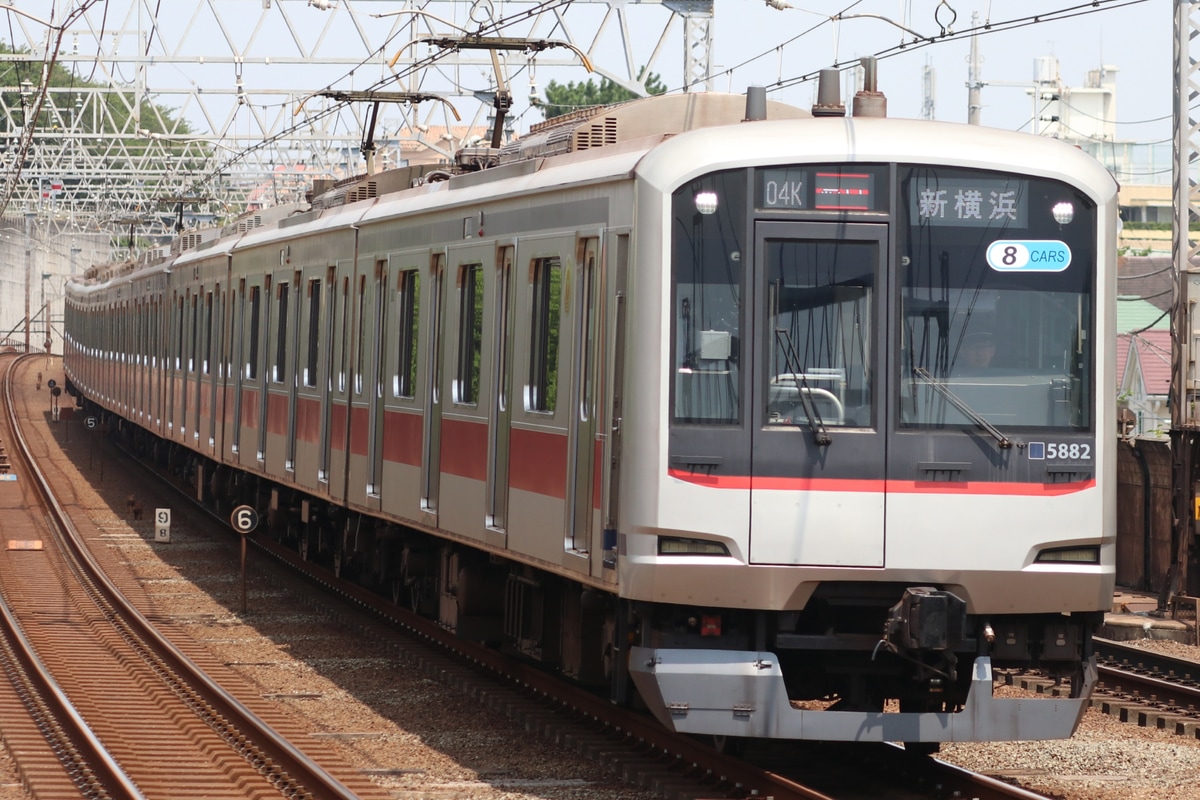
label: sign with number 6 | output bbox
[231,504,259,534]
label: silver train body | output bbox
[63,92,1118,745]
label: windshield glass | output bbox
[899,166,1095,430]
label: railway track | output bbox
[0,354,385,800]
[1091,637,1200,733]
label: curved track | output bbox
[0,354,386,800]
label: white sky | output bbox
[2,1,1176,149]
[706,0,1170,140]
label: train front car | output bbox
[624,116,1117,745]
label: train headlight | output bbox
[1035,545,1099,564]
[658,537,730,556]
[694,191,719,215]
[1051,201,1074,226]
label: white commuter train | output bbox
[63,81,1117,747]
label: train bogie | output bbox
[65,87,1117,746]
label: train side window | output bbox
[246,285,260,380]
[455,263,483,405]
[528,256,561,413]
[305,278,320,388]
[395,269,420,398]
[355,275,366,396]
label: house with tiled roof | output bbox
[1118,255,1175,313]
[1117,295,1170,333]
[1116,258,1175,438]
[1117,329,1171,439]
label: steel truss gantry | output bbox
[1,0,713,241]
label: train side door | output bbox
[748,222,887,567]
[365,260,388,511]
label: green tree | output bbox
[1,42,197,211]
[1,43,193,139]
[539,69,667,120]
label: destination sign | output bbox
[813,171,874,210]
[757,166,887,212]
[909,177,1028,228]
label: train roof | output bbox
[637,115,1120,202]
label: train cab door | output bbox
[748,221,887,567]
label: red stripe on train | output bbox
[668,469,1094,496]
[440,417,489,482]
[510,426,568,499]
[382,410,423,466]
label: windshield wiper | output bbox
[912,367,1012,449]
[774,329,832,447]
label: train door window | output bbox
[176,295,185,371]
[763,238,873,428]
[191,293,201,437]
[495,251,512,413]
[149,298,157,424]
[395,269,420,398]
[336,276,349,394]
[320,269,339,483]
[134,300,143,417]
[355,275,367,396]
[246,285,260,380]
[375,264,388,401]
[274,281,289,384]
[171,295,183,431]
[287,271,301,472]
[422,253,446,513]
[225,286,236,381]
[578,244,597,422]
[305,278,320,388]
[368,264,388,496]
[189,294,199,373]
[203,292,213,375]
[455,263,484,405]
[488,246,514,531]
[528,256,561,413]
[258,276,273,461]
[209,287,220,447]
[233,281,246,455]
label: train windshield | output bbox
[898,167,1095,431]
[668,165,1096,433]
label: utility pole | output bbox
[1170,0,1200,601]
[922,58,936,121]
[966,12,983,125]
